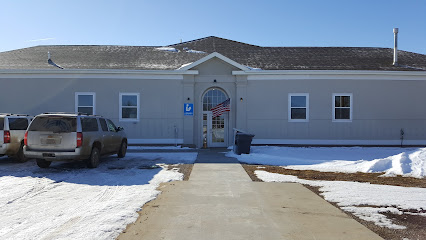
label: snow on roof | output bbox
[245,66,262,71]
[155,47,179,53]
[177,62,193,70]
[183,47,205,54]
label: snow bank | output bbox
[256,170,426,229]
[227,146,426,178]
[0,152,197,240]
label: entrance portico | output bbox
[181,52,250,148]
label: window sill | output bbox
[288,119,309,123]
[119,118,139,122]
[332,119,352,123]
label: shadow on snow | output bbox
[0,154,187,186]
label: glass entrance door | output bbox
[203,111,227,147]
[202,88,228,148]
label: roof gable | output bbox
[169,36,260,52]
[179,52,250,71]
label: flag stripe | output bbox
[211,98,230,118]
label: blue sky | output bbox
[1,0,426,54]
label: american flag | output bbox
[211,98,230,118]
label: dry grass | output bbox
[242,164,426,187]
[242,164,426,240]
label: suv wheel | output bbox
[36,159,51,168]
[118,141,127,158]
[86,147,100,168]
[15,142,28,163]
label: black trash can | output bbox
[234,133,255,155]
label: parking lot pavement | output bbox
[118,149,382,240]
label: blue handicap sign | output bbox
[184,103,193,116]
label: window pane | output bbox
[335,108,350,119]
[291,108,306,119]
[29,117,76,132]
[81,118,99,132]
[8,118,28,130]
[78,95,93,106]
[78,107,93,115]
[0,118,3,130]
[341,96,350,107]
[106,119,117,132]
[122,108,137,119]
[203,89,226,111]
[122,95,137,107]
[291,96,306,107]
[99,118,108,132]
[335,96,341,107]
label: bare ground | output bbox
[167,164,193,181]
[241,164,426,240]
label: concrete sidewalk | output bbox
[118,149,382,240]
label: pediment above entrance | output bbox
[178,52,249,75]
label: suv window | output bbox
[99,118,108,132]
[8,118,29,130]
[81,117,99,132]
[106,119,117,132]
[0,118,3,130]
[29,117,77,132]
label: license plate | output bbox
[42,153,55,158]
[46,138,56,144]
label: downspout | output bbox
[393,28,399,66]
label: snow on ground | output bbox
[0,152,197,240]
[256,171,426,229]
[231,146,426,229]
[227,146,426,178]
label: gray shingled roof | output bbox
[0,36,425,71]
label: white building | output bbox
[1,36,426,147]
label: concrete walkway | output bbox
[118,149,382,240]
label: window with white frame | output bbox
[120,93,139,121]
[333,93,352,121]
[75,92,95,115]
[289,93,309,122]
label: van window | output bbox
[29,117,77,132]
[0,118,3,130]
[8,118,29,130]
[81,118,99,132]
